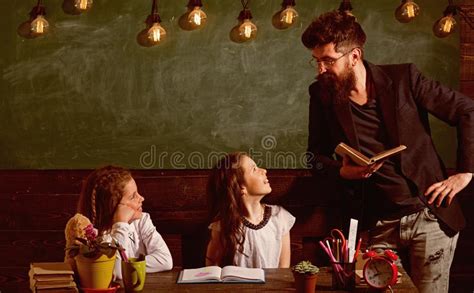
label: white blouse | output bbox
[209,205,295,268]
[103,212,173,279]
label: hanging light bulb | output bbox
[28,0,49,37]
[272,0,298,30]
[239,18,257,40]
[187,0,207,29]
[230,1,257,43]
[280,0,298,26]
[31,15,49,35]
[137,0,167,47]
[74,0,92,11]
[179,0,207,30]
[395,0,420,23]
[280,7,297,25]
[434,15,456,37]
[147,22,166,44]
[433,4,457,38]
[189,6,206,26]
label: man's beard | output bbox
[318,65,356,105]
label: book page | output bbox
[180,266,222,282]
[221,266,265,282]
[35,281,76,289]
[31,263,74,275]
[34,275,74,281]
[370,145,406,163]
[335,143,407,166]
[335,143,370,166]
[33,279,76,286]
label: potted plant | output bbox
[292,260,319,293]
[65,214,122,289]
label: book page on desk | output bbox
[179,266,222,283]
[221,266,265,283]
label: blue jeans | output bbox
[368,208,459,293]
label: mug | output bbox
[121,256,146,292]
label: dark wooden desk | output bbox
[123,267,418,292]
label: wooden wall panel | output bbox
[460,56,474,81]
[460,80,474,94]
[0,170,336,291]
[0,231,181,268]
[456,7,474,290]
[0,170,471,292]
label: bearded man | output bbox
[302,10,473,293]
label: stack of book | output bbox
[29,262,78,293]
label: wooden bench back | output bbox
[0,170,340,267]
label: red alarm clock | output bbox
[362,249,398,290]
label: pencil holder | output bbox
[330,261,355,291]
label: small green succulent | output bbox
[292,260,320,275]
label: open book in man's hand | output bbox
[177,265,265,284]
[335,142,407,166]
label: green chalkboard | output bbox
[0,0,459,169]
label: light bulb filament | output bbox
[151,28,161,41]
[31,15,48,35]
[186,7,206,28]
[235,19,256,42]
[280,6,298,24]
[193,13,201,25]
[406,4,415,18]
[74,0,92,11]
[147,22,166,44]
[282,10,293,24]
[79,0,87,10]
[277,6,298,28]
[35,20,44,33]
[443,19,453,32]
[244,24,252,38]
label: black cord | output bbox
[241,0,250,10]
[151,0,158,15]
[36,0,44,16]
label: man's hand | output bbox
[339,155,384,180]
[424,173,473,207]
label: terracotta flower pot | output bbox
[293,272,317,293]
[75,254,116,289]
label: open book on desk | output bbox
[335,142,407,166]
[177,266,265,284]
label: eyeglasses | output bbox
[309,47,359,70]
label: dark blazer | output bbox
[307,61,474,233]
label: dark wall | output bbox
[0,0,460,169]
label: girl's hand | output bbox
[114,178,145,224]
[113,202,137,224]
